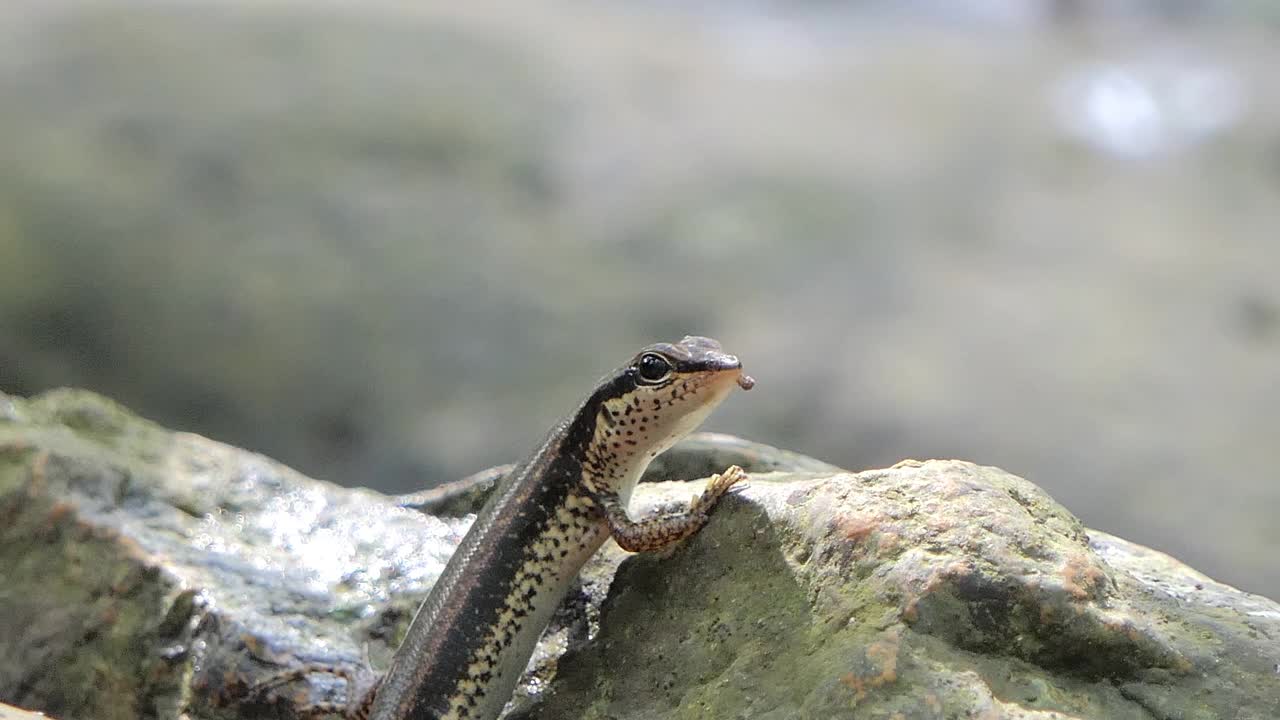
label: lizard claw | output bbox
[710,465,748,492]
[689,465,748,516]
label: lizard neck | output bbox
[369,338,747,720]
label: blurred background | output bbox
[1,1,1277,597]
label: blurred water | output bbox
[1052,55,1244,157]
[0,1,1277,598]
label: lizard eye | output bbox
[635,353,673,384]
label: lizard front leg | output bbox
[597,465,748,553]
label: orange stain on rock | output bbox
[1060,554,1107,601]
[836,513,879,543]
[840,627,902,702]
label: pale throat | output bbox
[582,379,732,505]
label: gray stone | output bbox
[529,465,1280,719]
[1,389,1276,720]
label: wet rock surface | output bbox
[1,389,1276,720]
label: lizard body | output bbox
[268,336,752,720]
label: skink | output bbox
[270,336,753,720]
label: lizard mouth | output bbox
[690,364,751,404]
[700,349,751,391]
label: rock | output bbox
[393,432,841,518]
[526,465,1280,719]
[1,389,1277,720]
[0,388,450,720]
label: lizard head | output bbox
[584,336,752,494]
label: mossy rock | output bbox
[1,389,1277,720]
